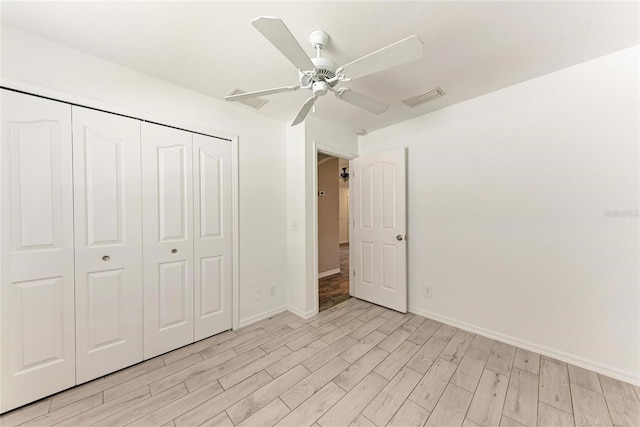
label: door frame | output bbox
[1,78,242,331]
[312,142,357,313]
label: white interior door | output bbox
[0,90,76,412]
[142,122,194,359]
[351,148,407,312]
[192,134,232,340]
[72,107,143,383]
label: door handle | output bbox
[102,255,110,261]
[396,235,404,241]
[171,249,178,254]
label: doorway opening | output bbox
[317,153,351,311]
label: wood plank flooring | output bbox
[318,243,350,312]
[2,298,638,427]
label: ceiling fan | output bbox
[225,16,424,126]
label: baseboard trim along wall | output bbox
[239,300,638,384]
[409,305,640,387]
[318,268,340,279]
[237,304,320,329]
[287,305,318,320]
[237,305,289,329]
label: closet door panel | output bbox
[142,123,194,359]
[72,107,143,384]
[193,134,232,340]
[0,90,75,413]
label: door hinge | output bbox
[353,270,356,277]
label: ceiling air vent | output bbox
[227,88,269,110]
[402,87,445,108]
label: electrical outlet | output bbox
[423,287,432,298]
[269,285,276,297]
[253,288,260,301]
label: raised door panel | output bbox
[11,277,65,372]
[142,123,194,359]
[381,162,397,229]
[193,134,232,340]
[159,146,188,241]
[72,107,143,383]
[359,164,374,229]
[200,256,223,316]
[1,90,75,413]
[158,261,189,330]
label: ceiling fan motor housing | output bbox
[300,56,339,87]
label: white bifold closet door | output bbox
[192,134,232,341]
[0,90,76,412]
[142,123,195,359]
[72,107,143,383]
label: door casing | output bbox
[313,143,357,314]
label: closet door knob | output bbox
[171,249,178,254]
[102,255,110,261]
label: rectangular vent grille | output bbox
[402,87,445,107]
[228,88,269,110]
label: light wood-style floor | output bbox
[1,298,638,427]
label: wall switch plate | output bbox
[423,287,432,298]
[269,285,276,297]
[253,288,260,301]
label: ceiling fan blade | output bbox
[338,35,424,80]
[252,16,315,71]
[225,86,300,102]
[336,88,390,114]
[291,96,317,126]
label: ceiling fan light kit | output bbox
[224,16,424,126]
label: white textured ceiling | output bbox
[1,1,638,133]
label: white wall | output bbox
[286,116,357,317]
[1,26,289,326]
[306,117,358,155]
[360,46,640,384]
[286,123,308,317]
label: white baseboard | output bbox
[287,305,318,320]
[237,305,288,329]
[237,303,320,329]
[318,268,340,279]
[409,306,640,386]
